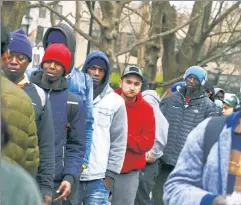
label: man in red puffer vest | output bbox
[111,65,155,205]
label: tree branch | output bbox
[124,5,150,24]
[116,14,199,56]
[85,1,105,28]
[204,1,241,37]
[27,1,60,9]
[39,1,99,47]
[208,30,241,37]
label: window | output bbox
[25,8,30,17]
[39,8,46,18]
[55,5,63,20]
[36,26,44,45]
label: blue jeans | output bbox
[78,179,109,205]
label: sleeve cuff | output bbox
[40,185,53,197]
[63,175,75,186]
[200,194,218,205]
[105,170,115,180]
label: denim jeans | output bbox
[78,179,109,205]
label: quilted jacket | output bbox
[1,76,39,176]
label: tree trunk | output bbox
[137,2,150,70]
[99,2,126,68]
[144,2,165,81]
[1,1,27,31]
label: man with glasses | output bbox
[112,65,155,205]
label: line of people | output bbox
[1,22,168,205]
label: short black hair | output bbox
[1,24,10,56]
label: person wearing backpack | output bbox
[163,111,241,205]
[158,66,219,205]
[30,43,86,205]
[2,28,55,205]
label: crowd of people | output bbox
[1,21,241,205]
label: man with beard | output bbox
[2,28,55,205]
[157,66,218,205]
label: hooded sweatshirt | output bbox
[115,88,155,173]
[80,51,128,181]
[82,51,110,99]
[42,23,76,72]
[30,71,86,185]
[142,90,169,160]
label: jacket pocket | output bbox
[97,108,111,128]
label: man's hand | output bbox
[43,195,52,205]
[212,196,226,205]
[103,176,113,190]
[54,180,71,201]
[146,155,156,163]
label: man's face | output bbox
[216,91,224,101]
[42,60,64,82]
[120,74,142,99]
[87,65,105,86]
[222,104,234,116]
[185,75,200,90]
[3,52,29,82]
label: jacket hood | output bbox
[30,71,68,91]
[115,88,143,107]
[214,87,225,95]
[142,90,161,104]
[82,51,110,99]
[42,23,76,73]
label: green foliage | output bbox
[155,73,163,95]
[110,72,121,89]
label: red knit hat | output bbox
[41,43,72,75]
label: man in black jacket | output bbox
[3,28,55,205]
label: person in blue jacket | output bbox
[30,43,86,205]
[26,23,94,173]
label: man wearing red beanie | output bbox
[30,43,86,205]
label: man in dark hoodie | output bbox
[26,24,94,176]
[78,51,127,205]
[3,28,55,205]
[30,43,86,205]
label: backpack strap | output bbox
[67,91,79,124]
[203,115,227,164]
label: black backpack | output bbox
[203,116,227,164]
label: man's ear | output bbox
[1,49,9,63]
[119,80,122,88]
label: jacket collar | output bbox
[179,86,207,100]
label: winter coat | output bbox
[19,75,55,197]
[142,90,168,159]
[163,112,240,205]
[161,86,219,166]
[31,71,86,185]
[115,88,155,173]
[1,76,39,175]
[80,51,128,181]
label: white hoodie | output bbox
[142,90,169,159]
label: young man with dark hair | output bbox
[30,43,86,205]
[3,28,55,205]
[113,66,155,205]
[77,51,128,205]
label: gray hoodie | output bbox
[142,90,168,159]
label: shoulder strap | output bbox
[203,116,227,164]
[67,91,79,123]
[33,83,47,120]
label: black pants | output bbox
[134,160,159,205]
[152,160,174,205]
